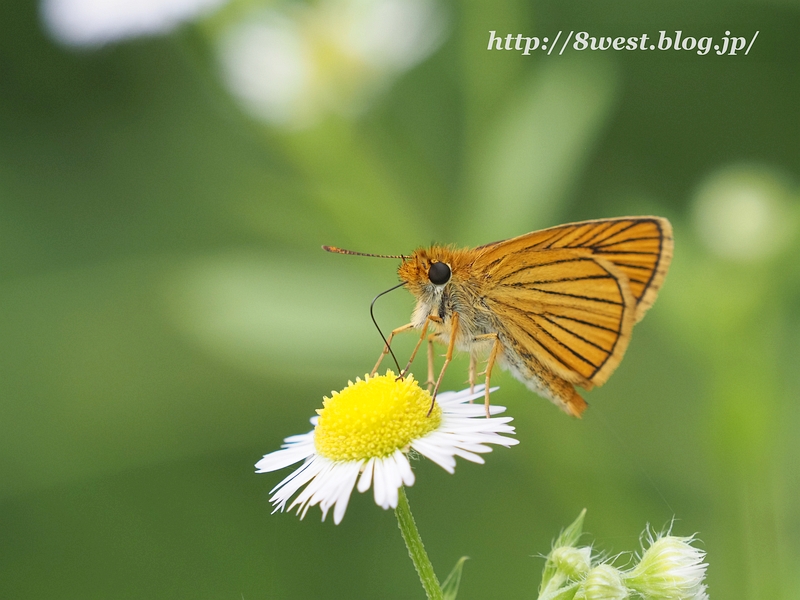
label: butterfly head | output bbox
[398,246,469,300]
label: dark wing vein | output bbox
[526,286,623,306]
[540,314,612,355]
[494,300,601,373]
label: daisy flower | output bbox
[255,371,519,524]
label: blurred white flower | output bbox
[692,164,797,262]
[329,0,444,71]
[217,13,312,126]
[41,0,230,46]
[41,0,445,127]
[216,0,446,127]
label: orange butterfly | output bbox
[326,217,673,417]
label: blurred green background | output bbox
[2,0,799,598]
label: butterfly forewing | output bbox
[589,219,673,320]
[475,217,672,386]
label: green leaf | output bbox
[441,557,469,600]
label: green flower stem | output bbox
[395,486,443,600]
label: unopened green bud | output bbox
[550,546,592,580]
[576,564,628,600]
[625,535,708,599]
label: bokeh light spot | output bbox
[692,165,797,262]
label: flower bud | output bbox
[550,546,592,580]
[576,564,629,600]
[624,535,708,599]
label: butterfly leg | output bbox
[462,333,501,419]
[468,353,477,396]
[399,316,437,379]
[468,333,501,417]
[482,336,502,418]
[426,334,436,392]
[427,312,459,416]
[371,322,415,377]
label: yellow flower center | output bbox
[314,371,442,461]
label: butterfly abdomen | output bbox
[498,343,589,417]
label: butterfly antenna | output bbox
[323,245,408,371]
[323,245,407,260]
[370,282,406,373]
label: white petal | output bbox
[357,457,375,493]
[411,438,456,473]
[372,459,388,508]
[381,455,404,509]
[382,470,399,509]
[393,450,415,487]
[326,462,363,524]
[255,438,315,472]
[370,456,403,510]
[450,447,486,464]
[313,460,358,514]
[286,460,337,517]
[269,457,327,512]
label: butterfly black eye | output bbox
[428,262,451,285]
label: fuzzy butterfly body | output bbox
[395,217,673,416]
